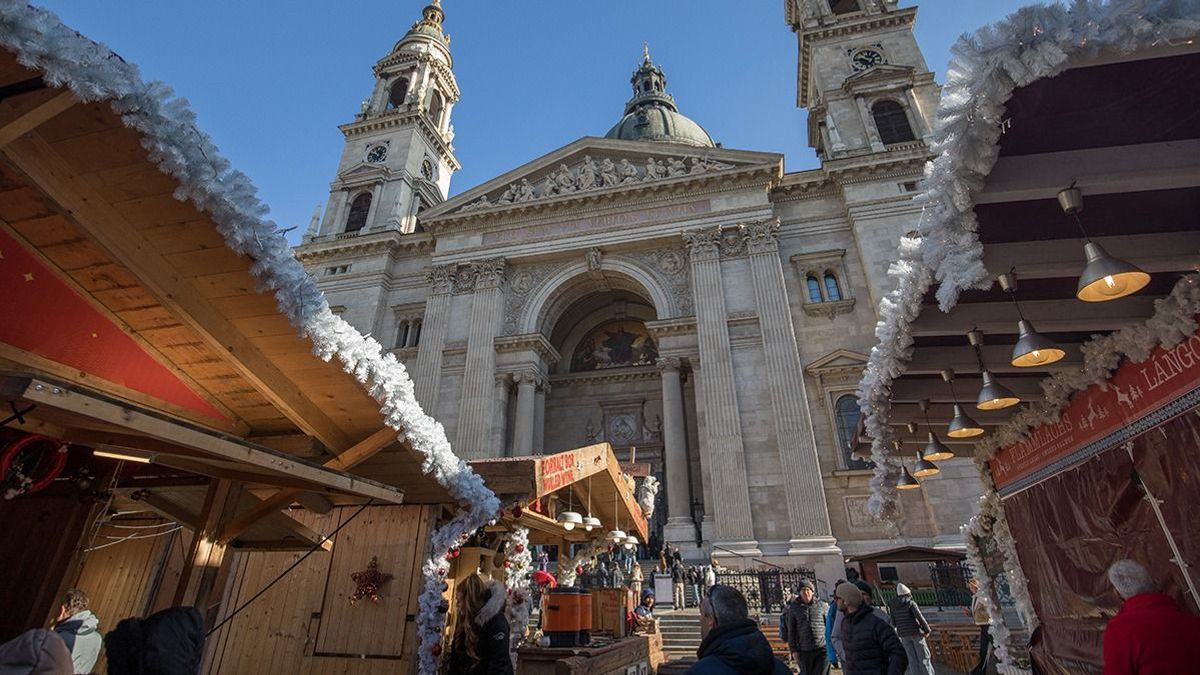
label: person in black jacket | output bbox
[784,579,829,675]
[105,606,205,675]
[887,583,933,675]
[686,585,789,675]
[447,574,514,675]
[835,583,906,675]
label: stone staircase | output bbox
[658,608,703,660]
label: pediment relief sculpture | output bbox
[458,154,735,212]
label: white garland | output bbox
[857,0,1200,519]
[637,475,660,521]
[503,526,533,665]
[0,6,501,673]
[557,537,609,587]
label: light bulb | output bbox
[563,521,575,531]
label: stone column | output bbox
[534,383,548,455]
[855,94,886,152]
[455,258,506,459]
[903,86,930,138]
[364,182,383,231]
[682,227,758,555]
[658,357,694,544]
[493,373,512,457]
[744,219,839,556]
[413,265,453,412]
[324,190,349,235]
[511,370,539,457]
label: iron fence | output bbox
[715,568,816,616]
[928,560,973,609]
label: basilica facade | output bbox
[294,0,982,576]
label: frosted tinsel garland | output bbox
[0,5,500,674]
[962,504,1017,667]
[557,538,609,587]
[503,527,532,668]
[856,0,1200,519]
[637,475,660,521]
[856,233,930,520]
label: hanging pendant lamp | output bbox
[968,329,1020,411]
[557,488,582,531]
[896,465,921,490]
[940,369,984,438]
[607,487,625,542]
[918,399,955,461]
[997,272,1065,367]
[582,473,601,531]
[913,451,940,478]
[1058,185,1150,302]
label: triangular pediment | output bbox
[842,64,916,93]
[805,349,870,375]
[337,162,392,183]
[423,136,781,221]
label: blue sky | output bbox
[36,1,1033,241]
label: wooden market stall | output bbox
[852,6,1200,674]
[0,16,462,674]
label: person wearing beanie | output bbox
[783,579,829,675]
[888,583,933,675]
[834,584,906,675]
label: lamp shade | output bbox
[913,455,941,478]
[977,371,1020,411]
[582,515,602,531]
[922,432,955,462]
[557,511,582,531]
[946,403,984,439]
[608,528,626,543]
[896,466,921,490]
[1077,242,1150,302]
[1011,320,1065,367]
[624,535,639,550]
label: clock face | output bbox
[851,49,884,72]
[421,159,435,181]
[366,145,387,163]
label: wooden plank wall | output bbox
[204,505,432,675]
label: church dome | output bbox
[393,0,449,51]
[604,47,715,148]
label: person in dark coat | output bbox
[0,629,73,675]
[784,579,829,675]
[686,585,789,675]
[1103,559,1200,675]
[446,573,514,675]
[836,583,906,675]
[104,606,205,675]
[887,583,933,675]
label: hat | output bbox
[853,580,873,597]
[835,583,863,603]
[895,583,912,596]
[794,579,815,594]
[641,588,656,599]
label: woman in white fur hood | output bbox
[446,574,514,675]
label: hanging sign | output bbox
[991,323,1200,496]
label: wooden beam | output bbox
[136,490,202,529]
[3,132,355,452]
[20,377,406,504]
[256,511,334,552]
[215,427,400,543]
[911,296,1158,336]
[174,479,233,606]
[906,344,1084,375]
[0,88,75,148]
[981,232,1200,281]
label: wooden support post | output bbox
[174,480,237,608]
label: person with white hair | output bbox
[1103,559,1200,675]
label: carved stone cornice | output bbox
[771,174,838,203]
[744,218,781,255]
[645,316,698,338]
[494,333,561,365]
[294,230,434,263]
[825,153,931,185]
[426,257,507,294]
[549,365,660,388]
[802,298,857,319]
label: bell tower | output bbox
[306,0,460,241]
[785,0,937,160]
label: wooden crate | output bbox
[591,587,634,639]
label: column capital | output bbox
[744,218,781,255]
[655,356,683,374]
[512,369,542,386]
[425,263,456,294]
[473,257,507,290]
[682,226,722,262]
[495,372,512,387]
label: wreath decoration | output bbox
[1,434,68,500]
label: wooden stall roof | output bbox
[470,443,649,542]
[0,46,451,506]
[846,545,966,563]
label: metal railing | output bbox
[714,567,816,616]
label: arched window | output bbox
[411,318,422,346]
[835,394,870,469]
[872,100,916,145]
[828,0,861,14]
[806,275,823,304]
[824,273,842,301]
[344,193,372,233]
[395,320,410,349]
[428,91,445,128]
[388,78,409,109]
